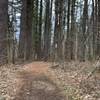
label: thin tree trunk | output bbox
[43,0,51,60]
[65,0,71,60]
[54,0,64,62]
[37,0,43,60]
[81,0,88,61]
[19,0,27,59]
[70,0,76,60]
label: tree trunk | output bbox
[19,0,33,60]
[94,0,98,59]
[65,0,71,60]
[97,0,100,57]
[19,0,27,59]
[37,0,43,60]
[54,0,64,62]
[0,0,8,64]
[43,0,51,61]
[70,0,76,60]
[34,0,39,60]
[81,0,88,61]
[25,0,33,60]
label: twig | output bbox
[86,60,100,79]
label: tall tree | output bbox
[54,0,64,62]
[19,0,33,60]
[70,0,76,60]
[19,0,27,59]
[91,0,95,59]
[81,0,88,61]
[94,0,98,59]
[25,0,33,60]
[0,0,8,64]
[33,0,39,60]
[65,0,71,60]
[97,0,100,57]
[37,0,43,60]
[43,0,52,60]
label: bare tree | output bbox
[0,0,8,64]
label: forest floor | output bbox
[0,61,100,100]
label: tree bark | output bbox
[0,0,8,64]
[19,0,33,60]
[81,0,88,61]
[54,0,64,62]
[37,0,43,60]
[65,0,71,60]
[43,0,51,60]
[19,0,27,59]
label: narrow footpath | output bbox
[14,62,65,100]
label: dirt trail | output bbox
[14,62,65,100]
